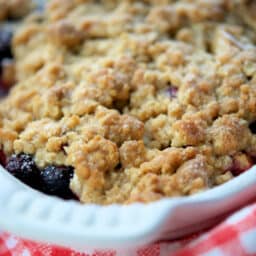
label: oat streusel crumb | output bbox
[1,0,256,204]
[0,0,33,20]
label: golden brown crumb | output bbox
[0,1,8,20]
[47,21,85,48]
[119,140,147,168]
[0,0,33,20]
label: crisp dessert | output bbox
[0,0,256,204]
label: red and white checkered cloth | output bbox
[1,202,256,256]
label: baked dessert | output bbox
[0,0,256,204]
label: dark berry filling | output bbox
[166,87,178,98]
[4,153,76,200]
[249,121,256,134]
[0,149,6,166]
[40,165,74,199]
[0,78,11,96]
[0,28,14,96]
[0,28,13,62]
[229,153,253,176]
[5,153,40,188]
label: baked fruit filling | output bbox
[1,0,256,204]
[4,153,75,199]
[0,28,14,96]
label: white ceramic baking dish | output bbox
[0,164,256,252]
[1,0,256,253]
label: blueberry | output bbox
[0,28,13,61]
[166,87,177,98]
[40,165,74,199]
[0,79,11,97]
[5,153,75,199]
[249,121,256,134]
[0,150,6,166]
[5,153,40,186]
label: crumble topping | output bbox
[0,0,33,21]
[1,0,256,204]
